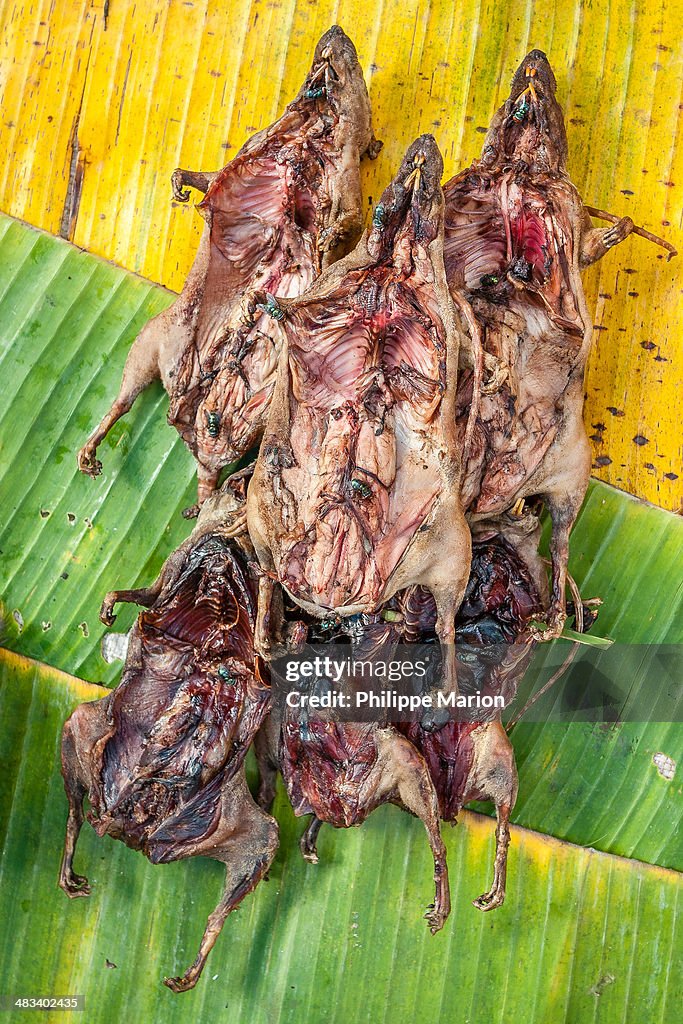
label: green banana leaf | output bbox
[0,213,680,873]
[509,481,683,869]
[0,649,680,1024]
[0,214,680,1021]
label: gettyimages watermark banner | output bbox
[271,642,683,724]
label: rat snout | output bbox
[511,48,557,103]
[403,134,443,194]
[313,25,358,85]
[506,48,562,130]
[317,24,350,53]
[523,49,551,70]
[404,151,427,191]
[499,47,568,168]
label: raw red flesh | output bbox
[86,535,268,862]
[444,175,583,340]
[250,135,468,622]
[167,41,379,476]
[275,528,541,923]
[60,483,282,992]
[279,273,445,609]
[78,27,380,511]
[400,721,477,821]
[396,533,543,820]
[281,720,381,827]
[440,51,598,553]
[394,532,544,645]
[169,163,316,466]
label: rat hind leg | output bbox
[531,479,587,640]
[300,817,323,863]
[59,736,90,898]
[472,801,514,911]
[469,721,518,911]
[528,412,591,640]
[378,731,450,933]
[163,778,279,993]
[77,317,163,477]
[420,570,469,730]
[58,704,109,898]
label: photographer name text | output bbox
[285,689,505,712]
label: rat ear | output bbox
[224,465,254,503]
[227,476,248,503]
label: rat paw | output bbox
[78,448,102,477]
[529,608,565,642]
[473,888,505,912]
[604,217,633,248]
[171,170,191,203]
[99,598,117,627]
[60,873,91,898]
[164,974,196,994]
[424,904,447,934]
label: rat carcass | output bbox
[442,48,660,638]
[397,512,546,911]
[247,134,474,702]
[58,479,276,993]
[270,512,546,913]
[255,668,451,934]
[78,26,381,514]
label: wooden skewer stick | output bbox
[585,205,678,261]
[506,568,592,731]
[505,645,578,732]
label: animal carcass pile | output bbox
[61,27,674,992]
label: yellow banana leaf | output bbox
[0,0,681,506]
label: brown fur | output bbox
[59,481,277,992]
[444,49,635,638]
[247,136,473,706]
[77,27,381,513]
[255,711,450,933]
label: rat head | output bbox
[368,134,445,258]
[299,26,367,114]
[481,50,568,172]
